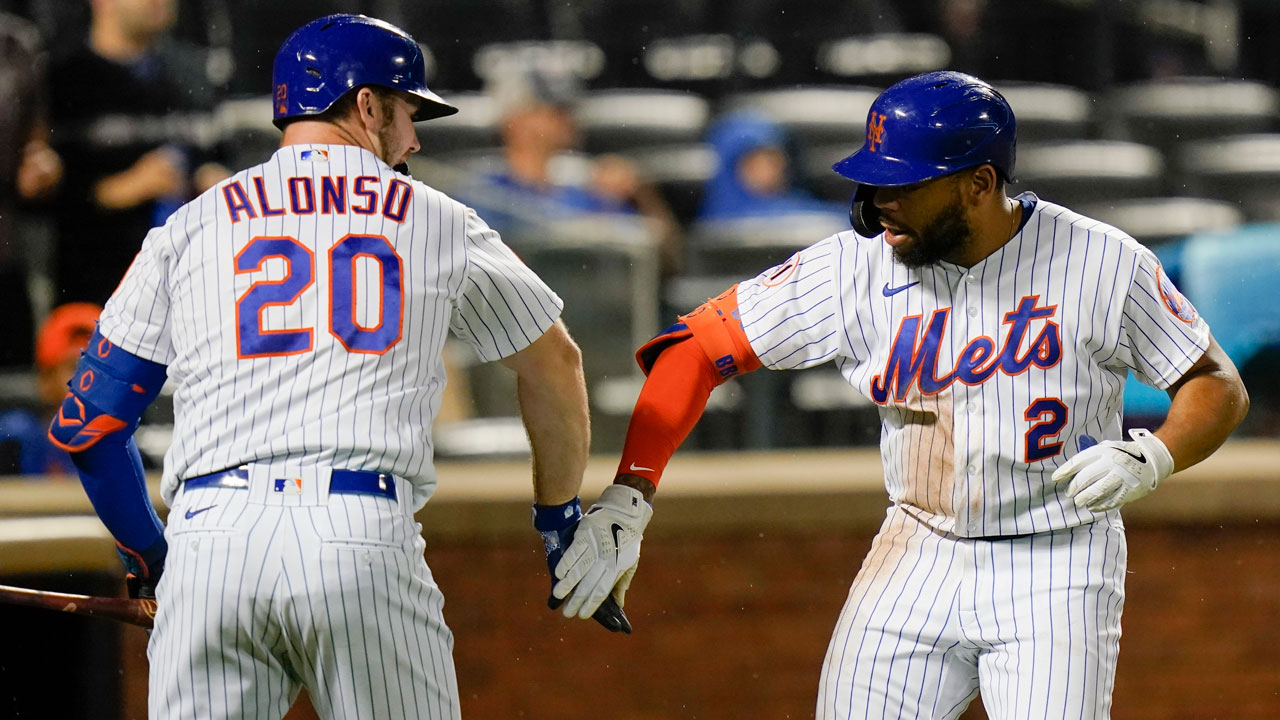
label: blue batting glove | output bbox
[532,498,632,634]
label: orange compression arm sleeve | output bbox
[616,286,762,487]
[614,338,718,486]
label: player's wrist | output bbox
[531,496,582,533]
[115,537,168,580]
[1129,428,1174,483]
[613,473,656,503]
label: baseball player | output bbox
[552,72,1250,718]
[48,14,612,720]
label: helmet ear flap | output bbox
[850,184,882,238]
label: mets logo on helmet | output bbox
[1156,264,1197,323]
[867,112,887,152]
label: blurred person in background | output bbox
[463,67,684,275]
[0,302,100,476]
[698,111,844,222]
[46,0,228,305]
[0,11,61,369]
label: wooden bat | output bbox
[0,583,156,629]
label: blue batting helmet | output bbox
[272,14,458,129]
[832,71,1016,236]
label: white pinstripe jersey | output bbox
[98,144,562,508]
[736,193,1210,537]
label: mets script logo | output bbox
[870,296,1062,404]
[274,83,289,116]
[867,112,887,152]
[1156,264,1197,323]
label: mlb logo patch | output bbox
[300,149,329,162]
[273,477,303,495]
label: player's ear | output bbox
[966,164,999,204]
[354,87,382,131]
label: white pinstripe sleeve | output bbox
[1118,246,1210,389]
[97,222,177,365]
[449,208,563,361]
[736,237,845,370]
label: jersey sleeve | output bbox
[449,208,564,361]
[1118,246,1210,389]
[734,238,845,370]
[96,223,176,365]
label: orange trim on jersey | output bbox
[320,176,346,214]
[233,236,316,360]
[352,176,379,214]
[288,176,316,215]
[252,176,286,217]
[1023,396,1068,462]
[350,252,386,332]
[222,181,256,223]
[327,233,405,356]
[381,179,412,222]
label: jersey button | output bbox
[967,465,978,474]
[968,307,978,317]
[966,403,977,413]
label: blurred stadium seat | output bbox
[819,33,952,83]
[1076,197,1243,245]
[684,213,848,277]
[803,143,858,201]
[215,96,277,170]
[814,33,951,83]
[1017,140,1165,206]
[573,89,711,153]
[996,82,1094,142]
[641,34,781,89]
[1178,133,1280,222]
[1108,77,1280,151]
[417,91,501,153]
[516,217,661,452]
[471,40,607,87]
[721,86,881,146]
[621,143,716,224]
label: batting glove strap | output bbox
[532,496,582,533]
[551,484,653,620]
[1052,428,1175,512]
[533,497,583,605]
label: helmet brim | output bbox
[831,148,953,188]
[409,88,459,121]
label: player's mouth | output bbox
[880,219,913,247]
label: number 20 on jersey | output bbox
[234,233,403,358]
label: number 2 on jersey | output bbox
[235,234,403,358]
[1023,398,1067,462]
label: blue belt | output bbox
[184,467,397,500]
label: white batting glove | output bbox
[1052,428,1175,512]
[551,484,652,620]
